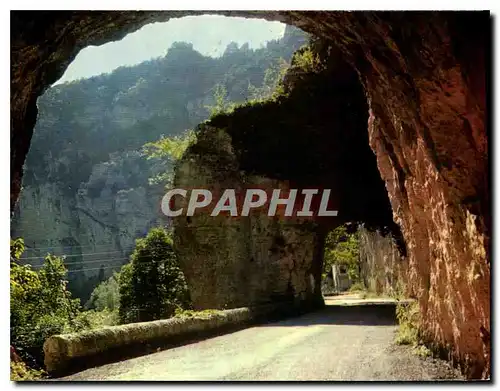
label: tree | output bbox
[10,238,81,368]
[118,228,191,324]
[247,57,290,101]
[205,83,235,117]
[323,225,361,283]
[142,129,197,188]
[85,272,120,311]
[142,129,196,161]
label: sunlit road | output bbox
[62,295,462,381]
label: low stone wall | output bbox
[44,302,306,376]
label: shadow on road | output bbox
[262,303,398,327]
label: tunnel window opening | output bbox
[321,223,362,296]
[11,16,308,305]
[320,221,408,298]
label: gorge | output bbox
[11,11,490,379]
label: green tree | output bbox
[205,83,235,116]
[247,57,290,101]
[323,225,361,282]
[85,272,120,311]
[10,238,81,368]
[142,129,197,188]
[118,228,191,324]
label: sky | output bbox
[55,16,287,85]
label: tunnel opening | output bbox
[11,16,308,304]
[173,36,407,311]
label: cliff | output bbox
[11,26,307,301]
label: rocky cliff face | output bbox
[11,25,307,301]
[12,150,169,299]
[174,126,324,309]
[358,226,408,296]
[11,11,490,378]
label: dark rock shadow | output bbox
[260,303,398,327]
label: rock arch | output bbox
[11,11,490,378]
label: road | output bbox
[62,295,462,381]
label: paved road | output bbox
[63,296,462,381]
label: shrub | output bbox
[72,308,119,330]
[395,301,420,346]
[118,228,191,324]
[10,360,45,381]
[85,272,120,311]
[10,238,81,369]
[174,308,222,319]
[349,282,366,292]
[291,46,323,74]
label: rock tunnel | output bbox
[11,11,490,378]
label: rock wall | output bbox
[173,41,397,310]
[358,226,408,296]
[12,151,168,300]
[349,15,490,378]
[11,11,490,378]
[173,126,324,309]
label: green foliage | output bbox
[174,308,222,319]
[292,46,323,73]
[85,273,120,311]
[10,360,46,381]
[142,129,197,161]
[142,129,197,187]
[413,344,432,358]
[395,301,421,346]
[206,83,237,117]
[10,237,25,261]
[247,57,290,102]
[10,238,81,369]
[72,308,119,330]
[118,228,191,324]
[348,281,366,292]
[323,225,361,282]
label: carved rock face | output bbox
[11,11,490,378]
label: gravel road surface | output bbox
[62,296,463,381]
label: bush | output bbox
[349,282,366,292]
[85,273,120,311]
[292,47,321,73]
[118,228,191,324]
[72,308,119,330]
[10,360,45,381]
[395,301,420,346]
[174,308,222,319]
[10,238,81,369]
